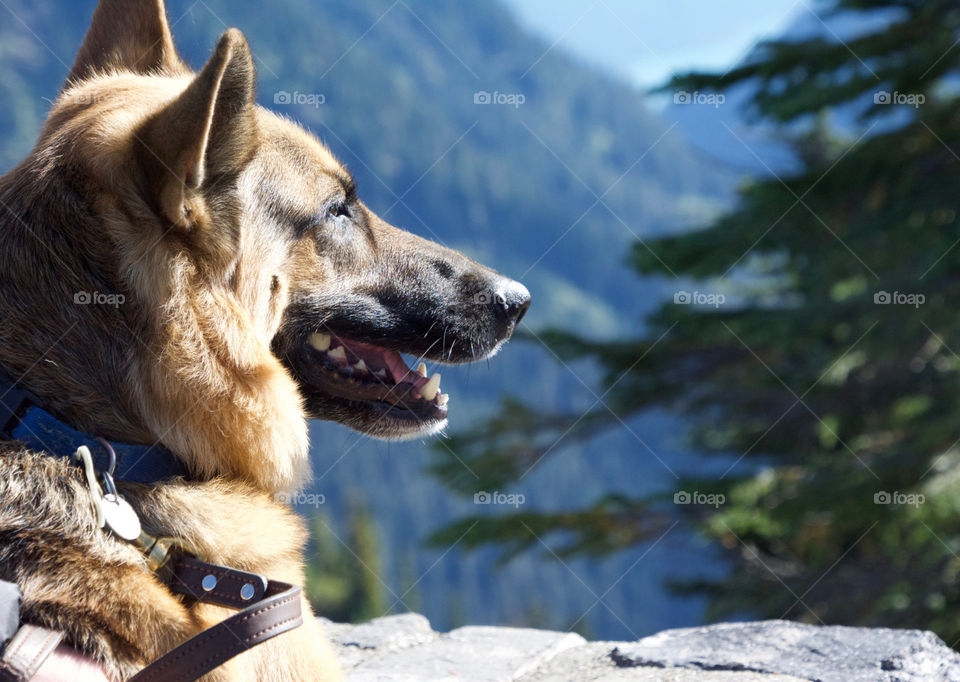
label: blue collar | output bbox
[0,374,190,484]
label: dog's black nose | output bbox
[493,279,531,325]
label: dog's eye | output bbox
[306,199,352,233]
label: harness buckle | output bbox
[134,531,204,572]
[76,440,204,571]
[0,381,40,439]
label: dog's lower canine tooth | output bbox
[417,362,427,377]
[421,373,441,401]
[437,393,449,407]
[354,359,368,372]
[309,332,331,351]
[328,346,346,361]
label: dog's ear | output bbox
[136,29,257,230]
[68,0,183,85]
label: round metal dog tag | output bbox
[100,494,142,541]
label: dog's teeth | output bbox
[421,373,441,401]
[437,393,449,407]
[354,359,368,372]
[328,346,346,361]
[374,369,387,379]
[309,333,331,352]
[417,362,428,377]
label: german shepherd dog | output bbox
[0,0,529,679]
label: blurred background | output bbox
[3,0,959,645]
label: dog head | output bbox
[258,112,532,438]
[0,0,527,487]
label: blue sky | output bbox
[501,0,804,89]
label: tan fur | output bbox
[0,453,341,680]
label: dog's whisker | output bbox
[411,337,443,370]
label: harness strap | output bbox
[0,371,305,680]
[0,625,63,682]
[0,370,190,485]
[130,563,302,682]
[0,381,39,442]
[170,556,268,609]
[0,557,302,682]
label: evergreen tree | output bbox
[431,0,960,643]
[305,500,388,623]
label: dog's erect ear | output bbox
[136,29,257,229]
[68,0,183,85]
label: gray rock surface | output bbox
[320,613,438,669]
[613,620,960,682]
[319,615,960,681]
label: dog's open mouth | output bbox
[277,281,528,439]
[304,331,448,422]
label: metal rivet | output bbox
[201,575,217,591]
[240,583,255,601]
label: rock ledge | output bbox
[319,615,960,681]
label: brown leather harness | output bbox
[0,375,304,681]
